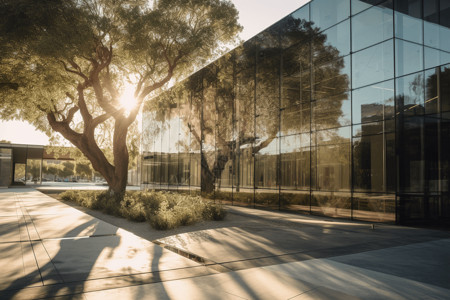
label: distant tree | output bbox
[58,162,75,179]
[0,0,241,200]
[76,162,93,180]
[45,165,60,181]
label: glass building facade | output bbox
[141,0,450,225]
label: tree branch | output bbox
[60,60,88,81]
[76,84,92,123]
[65,105,80,124]
[91,113,111,129]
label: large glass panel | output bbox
[352,80,395,124]
[280,189,311,213]
[280,3,311,48]
[201,68,217,195]
[395,11,423,44]
[424,46,450,69]
[441,64,450,113]
[425,116,440,194]
[178,90,191,187]
[280,134,311,190]
[441,113,450,214]
[313,22,350,65]
[353,119,395,136]
[352,0,393,15]
[178,152,190,188]
[314,19,350,63]
[397,116,425,193]
[215,55,235,192]
[314,55,351,100]
[255,135,279,208]
[0,148,12,187]
[255,189,279,209]
[311,0,349,31]
[291,3,310,22]
[424,21,439,48]
[281,45,311,108]
[188,76,202,191]
[352,40,394,89]
[352,5,393,52]
[234,146,254,206]
[255,30,280,144]
[255,135,278,187]
[352,193,396,222]
[190,153,201,190]
[313,93,351,130]
[313,56,351,130]
[160,109,171,188]
[396,71,425,117]
[234,43,255,204]
[398,195,425,222]
[311,191,352,218]
[353,132,395,192]
[313,126,351,191]
[281,103,310,135]
[425,68,439,115]
[424,20,450,52]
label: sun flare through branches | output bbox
[118,83,138,116]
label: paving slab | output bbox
[263,256,450,300]
[329,238,450,289]
[0,216,21,242]
[29,214,119,239]
[0,198,20,216]
[0,242,42,290]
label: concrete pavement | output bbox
[1,187,449,299]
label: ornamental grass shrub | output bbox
[59,190,227,230]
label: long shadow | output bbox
[1,216,120,299]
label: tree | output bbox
[76,162,93,180]
[0,0,241,199]
[59,162,75,179]
[45,164,60,181]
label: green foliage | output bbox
[75,162,92,179]
[59,190,227,230]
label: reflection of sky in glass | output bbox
[395,11,423,44]
[352,5,393,52]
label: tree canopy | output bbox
[0,0,241,196]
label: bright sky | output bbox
[0,0,310,146]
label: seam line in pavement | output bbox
[15,194,45,286]
[16,193,66,285]
[152,240,233,273]
[2,233,121,243]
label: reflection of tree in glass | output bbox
[147,15,350,193]
[27,160,41,181]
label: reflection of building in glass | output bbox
[141,0,450,226]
